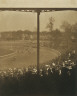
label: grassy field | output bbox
[0,40,60,70]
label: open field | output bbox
[0,41,60,70]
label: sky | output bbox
[0,0,77,32]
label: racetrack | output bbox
[0,46,60,70]
[0,48,14,56]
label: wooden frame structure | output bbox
[0,8,77,74]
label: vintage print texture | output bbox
[0,0,77,96]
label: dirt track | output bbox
[0,47,60,70]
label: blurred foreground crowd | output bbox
[0,49,77,96]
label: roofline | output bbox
[0,8,77,12]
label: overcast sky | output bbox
[0,0,77,32]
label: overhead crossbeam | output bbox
[0,8,77,12]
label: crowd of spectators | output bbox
[0,49,77,96]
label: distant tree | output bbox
[70,23,77,43]
[52,29,62,48]
[72,23,77,37]
[72,23,77,32]
[51,29,61,38]
[47,17,54,32]
[61,21,72,33]
[60,21,73,41]
[60,21,74,49]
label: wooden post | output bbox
[37,11,40,74]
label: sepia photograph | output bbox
[0,0,77,96]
